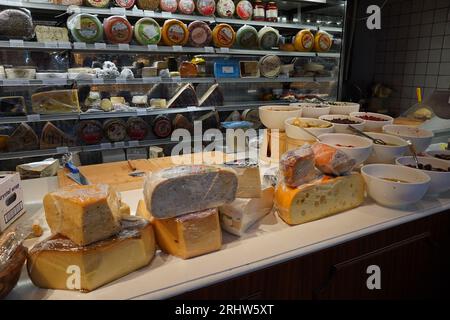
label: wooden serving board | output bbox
[57,151,232,192]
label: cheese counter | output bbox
[6,172,450,300]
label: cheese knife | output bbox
[65,162,89,185]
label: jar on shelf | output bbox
[253,0,265,21]
[265,1,278,22]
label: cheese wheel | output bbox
[160,0,177,12]
[179,61,198,77]
[314,30,332,52]
[187,20,212,47]
[236,0,253,20]
[77,120,103,145]
[67,13,103,43]
[103,16,133,44]
[236,25,258,49]
[196,0,215,16]
[216,0,235,18]
[178,0,195,14]
[136,0,159,10]
[259,54,281,78]
[294,29,314,52]
[126,117,149,140]
[0,9,34,40]
[212,23,235,48]
[85,0,110,8]
[257,26,279,50]
[161,19,189,46]
[134,17,161,45]
[114,0,135,8]
[103,119,127,142]
[152,115,172,138]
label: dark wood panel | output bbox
[173,211,450,300]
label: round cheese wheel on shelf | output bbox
[236,25,258,49]
[236,0,253,20]
[160,0,178,12]
[136,0,159,10]
[178,0,195,14]
[212,23,235,48]
[103,16,133,44]
[259,54,281,78]
[314,30,332,52]
[67,13,103,44]
[152,115,172,138]
[257,26,279,50]
[0,9,34,40]
[134,18,161,45]
[196,0,215,16]
[179,61,198,77]
[126,117,149,140]
[77,120,103,145]
[161,19,189,46]
[216,0,235,18]
[85,0,110,8]
[114,0,135,8]
[103,119,127,142]
[293,29,314,52]
[187,20,212,47]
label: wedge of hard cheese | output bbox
[136,200,222,259]
[275,173,365,225]
[27,217,155,292]
[223,160,261,198]
[219,187,274,236]
[143,165,238,219]
[43,184,122,246]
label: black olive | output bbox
[424,164,432,171]
[418,163,424,169]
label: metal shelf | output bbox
[0,79,72,86]
[72,42,215,54]
[0,113,79,124]
[215,101,289,111]
[215,17,318,31]
[0,40,71,51]
[0,146,82,161]
[217,77,315,84]
[219,48,316,57]
[76,77,215,85]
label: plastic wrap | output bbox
[279,145,319,188]
[0,223,32,272]
[312,142,356,176]
[16,158,59,179]
[143,165,238,219]
[31,90,80,114]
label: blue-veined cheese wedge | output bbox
[134,17,161,45]
[67,13,103,44]
[236,25,258,49]
[257,26,279,50]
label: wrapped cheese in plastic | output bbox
[312,142,356,176]
[279,145,319,188]
[143,165,238,219]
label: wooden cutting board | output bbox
[57,151,232,192]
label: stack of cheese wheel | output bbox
[161,19,189,46]
[134,17,161,45]
[212,23,236,48]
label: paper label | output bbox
[222,66,234,73]
[94,42,107,49]
[27,114,41,122]
[73,42,87,49]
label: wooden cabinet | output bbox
[173,211,450,299]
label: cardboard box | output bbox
[0,172,26,232]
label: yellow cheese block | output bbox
[43,184,122,246]
[293,29,314,52]
[161,19,189,46]
[314,30,332,52]
[136,200,222,259]
[27,217,156,292]
[275,173,365,225]
[31,89,80,114]
[212,23,236,48]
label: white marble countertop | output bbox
[6,175,450,300]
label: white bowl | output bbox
[426,150,450,163]
[361,164,430,208]
[318,115,365,134]
[317,133,373,166]
[395,156,450,195]
[350,112,394,132]
[328,101,360,115]
[364,132,409,164]
[259,105,302,130]
[290,102,331,118]
[285,117,334,140]
[382,125,433,154]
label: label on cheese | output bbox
[197,0,216,16]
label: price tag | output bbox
[187,106,198,111]
[136,109,147,116]
[118,43,130,51]
[220,47,230,53]
[94,42,107,49]
[44,41,58,49]
[147,44,158,51]
[58,41,72,49]
[115,78,128,84]
[128,140,139,147]
[27,114,41,122]
[66,5,81,14]
[100,143,112,150]
[142,76,161,83]
[92,78,104,84]
[56,146,69,154]
[114,141,125,148]
[5,79,30,86]
[111,7,126,15]
[171,76,182,82]
[43,79,65,85]
[172,45,183,52]
[73,42,87,49]
[9,39,24,47]
[143,10,155,17]
[204,46,215,53]
[161,11,172,18]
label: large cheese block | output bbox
[35,26,69,43]
[40,122,76,149]
[223,160,261,198]
[219,187,274,237]
[275,173,365,225]
[167,83,198,108]
[143,165,238,219]
[198,83,224,107]
[136,200,221,259]
[7,123,39,152]
[27,217,155,292]
[279,146,317,188]
[43,184,122,246]
[31,90,80,114]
